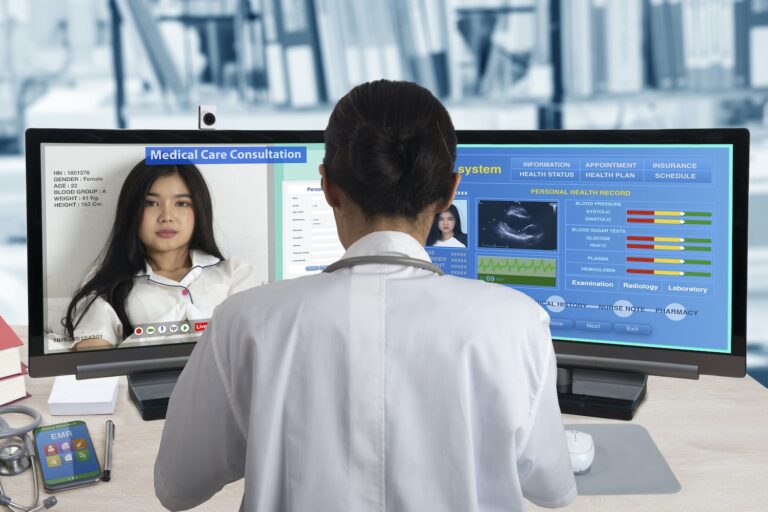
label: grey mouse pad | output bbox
[565,423,681,495]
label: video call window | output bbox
[41,143,312,354]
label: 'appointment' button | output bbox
[550,319,574,329]
[614,323,652,335]
[575,320,612,332]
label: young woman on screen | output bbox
[426,203,467,247]
[63,160,261,350]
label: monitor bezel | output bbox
[26,128,748,378]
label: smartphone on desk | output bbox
[33,420,102,491]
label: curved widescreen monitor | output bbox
[26,128,747,378]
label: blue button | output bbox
[614,323,652,335]
[575,320,612,332]
[305,265,327,271]
[550,319,574,329]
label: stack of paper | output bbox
[48,375,119,415]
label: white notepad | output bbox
[48,375,119,415]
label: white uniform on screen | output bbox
[154,231,577,511]
[72,250,261,347]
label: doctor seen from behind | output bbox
[154,80,577,511]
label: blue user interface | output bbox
[428,144,732,353]
[35,421,100,485]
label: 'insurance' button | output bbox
[575,320,612,332]
[614,323,652,335]
[550,319,574,329]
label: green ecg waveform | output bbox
[478,256,557,277]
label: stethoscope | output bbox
[0,406,57,512]
[323,255,444,275]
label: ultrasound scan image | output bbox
[478,201,557,250]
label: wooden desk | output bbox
[6,327,768,511]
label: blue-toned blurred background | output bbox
[1,0,767,385]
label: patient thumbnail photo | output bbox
[478,200,557,250]
[42,144,272,354]
[426,200,468,248]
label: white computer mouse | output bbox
[565,429,594,475]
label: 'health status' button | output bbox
[575,320,612,332]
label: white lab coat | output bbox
[155,231,576,511]
[71,250,261,347]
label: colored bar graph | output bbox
[626,236,711,243]
[626,244,711,251]
[626,210,712,216]
[627,257,711,265]
[627,218,712,225]
[627,268,711,277]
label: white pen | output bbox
[102,420,115,482]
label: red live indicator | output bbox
[194,322,208,332]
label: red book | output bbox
[0,362,29,406]
[0,315,23,379]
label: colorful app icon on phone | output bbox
[75,450,90,462]
[62,453,74,464]
[59,441,71,453]
[72,439,87,450]
[47,455,61,467]
[44,444,58,456]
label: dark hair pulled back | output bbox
[323,80,457,219]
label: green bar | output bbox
[684,211,712,216]
[478,274,556,287]
[684,237,711,243]
[684,220,712,225]
[683,246,711,251]
[683,259,711,265]
[684,271,711,277]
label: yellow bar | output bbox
[655,270,684,276]
[654,245,684,250]
[655,210,684,216]
[655,258,684,264]
[655,237,683,242]
[655,219,684,224]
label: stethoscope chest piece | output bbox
[0,443,31,476]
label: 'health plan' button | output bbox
[575,320,612,332]
[550,319,574,329]
[614,323,652,335]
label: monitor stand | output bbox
[556,367,647,421]
[127,369,181,421]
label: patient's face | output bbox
[139,173,195,257]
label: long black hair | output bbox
[64,160,223,339]
[426,203,467,246]
[323,80,457,219]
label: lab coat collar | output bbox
[136,249,221,281]
[340,231,432,263]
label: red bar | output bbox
[627,210,654,215]
[627,236,654,241]
[627,268,654,274]
[627,257,654,262]
[627,244,654,249]
[627,218,654,223]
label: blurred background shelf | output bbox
[1,0,767,385]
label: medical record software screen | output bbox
[430,144,733,354]
[272,142,733,355]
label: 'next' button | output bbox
[575,320,612,332]
[614,323,652,335]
